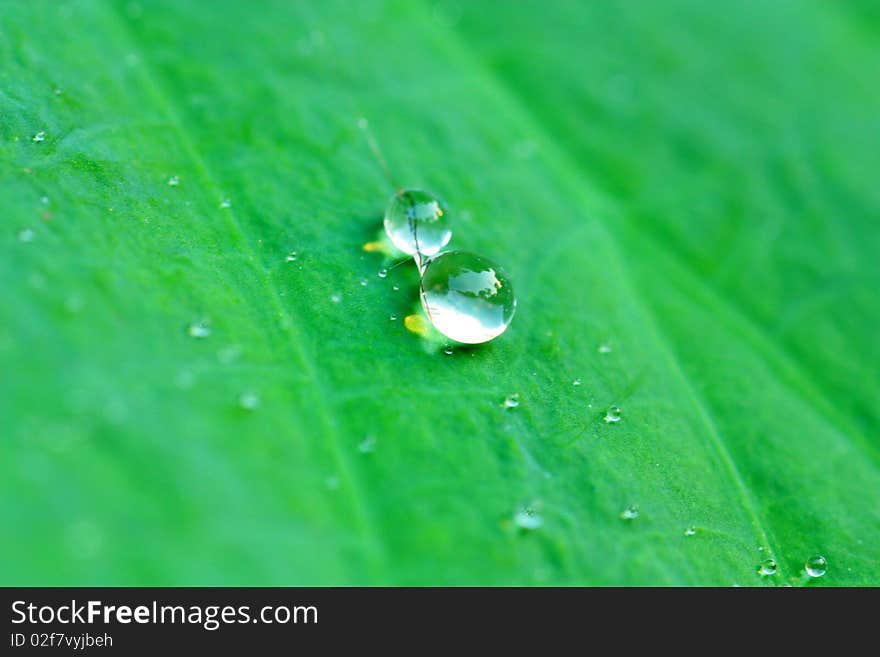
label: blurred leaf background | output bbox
[1,0,878,585]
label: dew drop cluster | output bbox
[383,188,516,345]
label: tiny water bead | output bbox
[238,392,260,410]
[420,251,516,344]
[598,343,612,354]
[758,559,778,576]
[572,378,582,386]
[358,436,376,453]
[32,130,46,142]
[18,228,35,243]
[684,526,697,537]
[187,320,211,339]
[603,405,622,423]
[805,555,827,578]
[443,345,454,355]
[514,505,544,531]
[620,505,639,520]
[384,189,451,257]
[220,198,232,209]
[286,251,298,262]
[167,175,179,186]
[503,393,520,408]
[377,268,388,279]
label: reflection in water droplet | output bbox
[684,526,697,537]
[503,393,520,408]
[420,251,516,344]
[620,505,639,520]
[238,392,260,410]
[187,320,211,338]
[758,559,778,576]
[603,405,622,423]
[514,504,544,531]
[384,189,451,257]
[805,555,827,578]
[32,131,46,142]
[167,175,179,186]
[358,436,376,453]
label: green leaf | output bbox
[2,0,877,585]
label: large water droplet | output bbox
[805,555,827,578]
[758,558,778,576]
[384,189,451,257]
[420,250,516,344]
[603,405,622,423]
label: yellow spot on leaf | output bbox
[404,314,429,337]
[362,241,384,253]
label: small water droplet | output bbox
[805,555,827,578]
[175,370,195,389]
[360,278,368,287]
[684,526,697,537]
[758,558,778,576]
[603,405,622,423]
[238,391,260,410]
[357,436,376,453]
[218,344,242,364]
[513,504,544,531]
[32,131,46,142]
[572,378,582,386]
[286,251,298,262]
[53,88,63,95]
[758,546,764,551]
[220,198,231,208]
[392,284,400,291]
[443,345,454,355]
[167,175,179,186]
[503,393,520,408]
[598,343,612,353]
[325,475,340,491]
[330,294,341,304]
[620,505,639,520]
[18,228,35,243]
[40,196,50,205]
[420,251,516,344]
[377,268,388,279]
[384,189,452,257]
[187,320,211,339]
[357,117,368,130]
[389,313,397,321]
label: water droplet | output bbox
[167,175,179,186]
[598,343,612,353]
[187,320,211,339]
[513,504,544,531]
[18,228,35,243]
[572,378,582,386]
[286,251,298,262]
[220,198,231,208]
[758,559,778,576]
[357,436,376,453]
[603,405,622,423]
[389,313,397,321]
[805,555,827,578]
[443,345,454,355]
[384,189,451,257]
[503,393,520,408]
[238,391,260,410]
[32,131,46,142]
[620,505,639,520]
[420,251,516,344]
[330,294,341,304]
[40,196,50,205]
[360,278,368,287]
[392,284,400,291]
[53,88,63,95]
[684,526,697,537]
[377,268,388,279]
